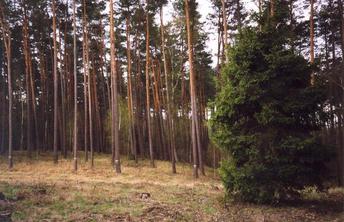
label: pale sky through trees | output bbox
[163,0,258,67]
[161,0,318,67]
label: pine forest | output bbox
[0,0,343,221]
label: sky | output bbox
[162,0,258,67]
[164,0,216,66]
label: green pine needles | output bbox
[210,26,332,203]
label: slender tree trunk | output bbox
[73,0,78,172]
[53,0,59,164]
[110,0,115,165]
[62,4,70,158]
[341,79,344,184]
[1,22,13,168]
[126,15,137,163]
[29,43,39,156]
[7,39,12,169]
[270,0,275,17]
[20,84,24,151]
[221,0,228,62]
[324,25,330,70]
[310,0,315,85]
[289,0,295,52]
[328,0,336,65]
[145,1,155,167]
[259,0,262,31]
[110,0,121,173]
[185,0,203,178]
[217,8,221,74]
[198,75,207,174]
[87,35,94,168]
[337,112,344,185]
[0,99,4,155]
[157,63,168,160]
[38,46,48,152]
[92,65,102,154]
[61,19,67,159]
[160,6,176,173]
[22,5,33,158]
[0,94,4,155]
[152,60,166,160]
[134,32,144,157]
[99,19,107,153]
[82,0,89,162]
[340,0,344,58]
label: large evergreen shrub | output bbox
[210,26,332,203]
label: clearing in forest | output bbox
[0,153,343,221]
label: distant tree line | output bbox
[0,0,215,177]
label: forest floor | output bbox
[0,152,343,222]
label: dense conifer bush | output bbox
[210,26,332,203]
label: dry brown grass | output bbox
[0,152,223,221]
[0,152,221,189]
[0,152,343,222]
